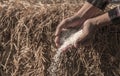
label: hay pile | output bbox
[0,0,120,76]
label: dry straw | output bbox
[0,0,120,76]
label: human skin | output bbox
[61,12,111,51]
[55,2,101,47]
[55,0,120,52]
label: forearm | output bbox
[108,6,120,24]
[75,2,100,17]
[95,6,120,25]
[89,13,111,26]
[87,0,109,10]
[75,0,120,25]
[74,0,109,20]
[84,6,120,27]
[75,2,101,18]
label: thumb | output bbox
[74,40,79,49]
[55,20,67,36]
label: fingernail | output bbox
[56,44,59,48]
[74,44,78,48]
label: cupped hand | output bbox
[58,19,97,52]
[55,16,85,47]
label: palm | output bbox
[55,16,86,47]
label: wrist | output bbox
[87,0,109,10]
[76,2,102,19]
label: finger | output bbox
[62,44,72,52]
[74,39,81,49]
[74,41,79,49]
[54,36,60,48]
[55,24,62,36]
[62,46,68,52]
[55,22,65,36]
[55,26,61,36]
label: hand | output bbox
[55,16,85,47]
[60,19,97,52]
[61,12,111,52]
